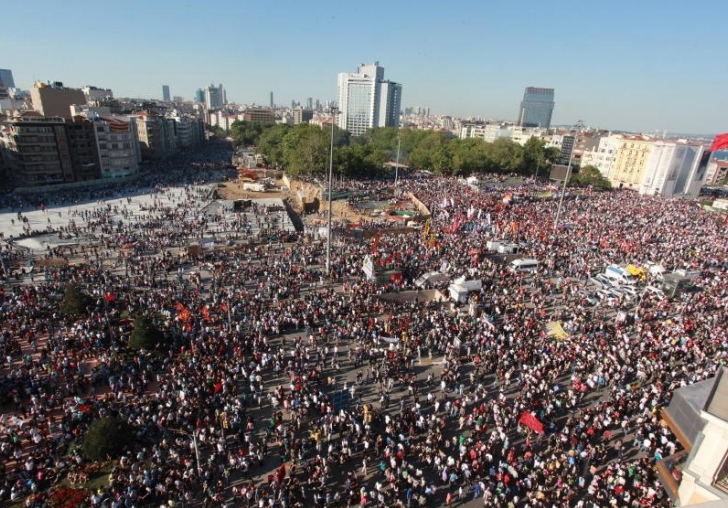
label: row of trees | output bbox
[229,121,564,178]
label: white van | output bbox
[604,265,636,285]
[508,258,539,273]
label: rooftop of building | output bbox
[664,368,728,450]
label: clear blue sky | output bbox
[2,0,726,134]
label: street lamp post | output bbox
[170,428,202,475]
[325,107,338,276]
[553,143,575,230]
[394,129,402,190]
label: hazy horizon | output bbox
[2,0,727,135]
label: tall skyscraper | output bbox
[518,87,555,128]
[162,85,170,102]
[337,62,402,136]
[270,92,274,108]
[204,84,224,109]
[0,69,15,88]
[194,88,204,103]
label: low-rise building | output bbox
[243,107,275,124]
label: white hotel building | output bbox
[337,62,402,136]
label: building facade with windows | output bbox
[169,112,204,148]
[66,116,101,181]
[1,114,76,187]
[337,62,402,136]
[243,108,275,124]
[580,135,622,178]
[130,113,178,160]
[609,136,654,189]
[517,87,555,128]
[90,115,141,178]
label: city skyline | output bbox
[1,0,727,134]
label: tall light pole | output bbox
[394,129,402,190]
[171,428,202,475]
[325,107,338,276]
[553,136,575,230]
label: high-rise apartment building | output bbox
[31,82,87,119]
[204,83,225,110]
[162,85,171,102]
[83,115,141,179]
[2,114,78,186]
[518,87,555,128]
[66,116,101,181]
[337,62,402,136]
[3,116,72,186]
[169,111,204,148]
[130,112,178,160]
[270,92,274,108]
[0,69,15,88]
[640,141,708,198]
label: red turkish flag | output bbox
[709,132,728,152]
[519,411,545,434]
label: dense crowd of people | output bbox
[0,164,727,508]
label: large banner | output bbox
[519,411,545,434]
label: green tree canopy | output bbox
[254,125,572,178]
[230,120,277,147]
[59,284,91,316]
[82,416,135,461]
[257,124,290,168]
[129,315,165,351]
[571,164,613,190]
[281,124,330,176]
